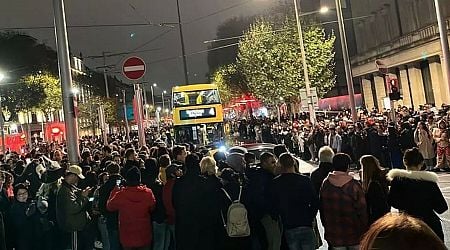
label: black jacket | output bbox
[147,180,166,224]
[7,201,36,250]
[310,162,333,194]
[98,175,122,229]
[245,165,275,221]
[270,173,319,229]
[387,169,448,241]
[366,178,390,224]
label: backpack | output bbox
[221,186,251,237]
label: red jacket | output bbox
[162,179,176,225]
[107,185,156,248]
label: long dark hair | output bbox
[418,121,431,138]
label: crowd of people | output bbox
[0,105,449,250]
[0,132,447,250]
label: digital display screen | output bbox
[180,108,216,120]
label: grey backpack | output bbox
[221,186,251,237]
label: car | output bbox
[229,143,315,175]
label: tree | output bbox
[212,64,249,105]
[78,96,118,134]
[19,72,62,120]
[237,18,335,104]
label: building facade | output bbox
[350,0,450,110]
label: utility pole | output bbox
[176,0,189,85]
[102,52,110,98]
[53,0,79,165]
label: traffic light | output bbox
[389,78,401,101]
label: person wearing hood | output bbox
[107,166,156,250]
[319,153,368,249]
[387,148,448,242]
[310,146,334,193]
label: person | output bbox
[414,121,435,170]
[98,162,123,250]
[246,152,281,250]
[0,171,9,250]
[6,183,37,250]
[399,122,416,154]
[162,164,179,250]
[310,146,334,193]
[172,154,209,250]
[199,156,224,250]
[387,147,448,241]
[226,152,246,174]
[270,153,319,250]
[172,145,187,170]
[435,131,450,170]
[360,212,446,250]
[360,155,390,224]
[107,167,156,250]
[158,154,171,185]
[325,126,342,153]
[219,168,251,250]
[56,165,93,250]
[320,153,368,250]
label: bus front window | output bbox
[173,89,220,107]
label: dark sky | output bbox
[0,0,275,93]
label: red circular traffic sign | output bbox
[122,56,146,80]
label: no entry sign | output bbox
[123,56,146,80]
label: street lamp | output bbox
[151,83,157,107]
[293,1,331,125]
[162,90,167,113]
[319,6,329,13]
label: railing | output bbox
[351,19,450,65]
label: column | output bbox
[374,75,387,110]
[408,64,426,109]
[429,56,450,106]
[399,67,412,107]
[361,78,375,110]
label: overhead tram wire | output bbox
[183,0,252,25]
[203,15,375,44]
[0,23,161,31]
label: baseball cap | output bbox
[67,165,85,179]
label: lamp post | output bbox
[293,0,328,125]
[335,0,357,122]
[175,0,189,85]
[162,90,167,113]
[151,83,156,107]
[0,72,5,154]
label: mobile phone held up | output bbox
[116,179,121,186]
[88,197,94,202]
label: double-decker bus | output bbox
[172,83,224,145]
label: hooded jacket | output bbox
[107,185,156,248]
[387,169,448,241]
[320,171,368,247]
[56,180,90,232]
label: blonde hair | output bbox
[200,156,217,176]
[319,146,334,163]
[360,212,446,250]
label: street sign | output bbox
[299,87,319,111]
[122,56,146,80]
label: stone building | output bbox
[350,0,450,110]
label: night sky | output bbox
[0,0,275,93]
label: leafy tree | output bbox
[78,96,118,134]
[212,64,249,104]
[19,72,62,120]
[237,18,335,104]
